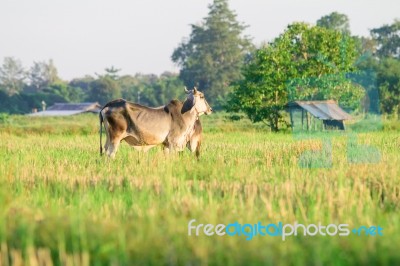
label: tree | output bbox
[377,58,400,115]
[355,20,400,115]
[0,57,26,95]
[121,73,157,105]
[353,36,377,55]
[87,67,122,104]
[358,57,400,115]
[89,77,121,104]
[45,82,85,103]
[95,66,121,80]
[0,90,29,113]
[46,59,60,84]
[227,23,363,131]
[144,72,185,106]
[316,12,351,35]
[370,20,400,59]
[103,66,121,80]
[27,59,60,92]
[119,74,141,103]
[69,75,95,94]
[119,73,184,107]
[172,0,253,107]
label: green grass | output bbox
[0,114,399,265]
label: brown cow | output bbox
[99,87,212,158]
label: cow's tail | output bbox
[99,110,104,156]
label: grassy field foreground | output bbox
[0,114,399,265]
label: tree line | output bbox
[0,0,399,131]
[0,61,184,114]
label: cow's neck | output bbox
[180,109,198,144]
[181,108,198,129]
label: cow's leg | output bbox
[196,141,201,158]
[187,140,195,153]
[187,137,201,158]
[105,141,112,157]
[194,140,201,159]
[163,146,170,156]
[105,138,110,153]
[161,142,169,156]
[104,134,111,154]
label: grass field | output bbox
[0,113,399,265]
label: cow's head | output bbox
[183,87,212,116]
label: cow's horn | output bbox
[193,87,198,93]
[184,87,190,94]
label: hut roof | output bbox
[28,102,101,116]
[287,100,352,120]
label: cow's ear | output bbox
[182,94,196,113]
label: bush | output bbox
[0,113,10,124]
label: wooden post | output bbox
[314,116,317,131]
[289,108,294,130]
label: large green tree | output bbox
[171,0,252,107]
[228,23,363,131]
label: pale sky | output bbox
[0,0,399,80]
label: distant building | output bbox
[28,102,101,116]
[287,100,352,130]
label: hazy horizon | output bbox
[1,0,399,80]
